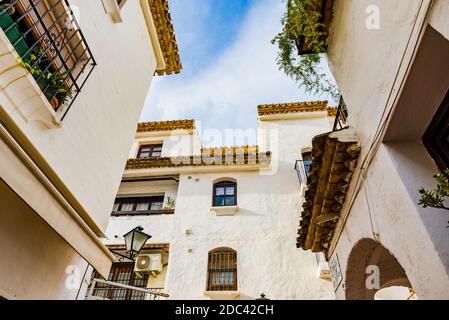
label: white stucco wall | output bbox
[105,113,336,300]
[327,0,432,162]
[0,0,168,299]
[325,0,449,299]
[331,143,449,299]
[0,179,88,300]
[130,130,202,158]
[0,0,158,233]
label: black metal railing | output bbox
[0,0,96,120]
[295,159,312,185]
[87,279,169,300]
[333,96,348,131]
[111,209,175,217]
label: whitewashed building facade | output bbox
[0,0,181,299]
[297,0,449,300]
[95,102,337,300]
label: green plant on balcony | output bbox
[1,5,72,110]
[272,0,339,100]
[162,196,176,210]
[20,47,73,109]
[418,169,449,227]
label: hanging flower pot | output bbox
[50,96,59,109]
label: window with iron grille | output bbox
[137,144,163,158]
[207,248,237,291]
[89,263,149,300]
[213,181,237,207]
[0,0,96,119]
[112,196,167,216]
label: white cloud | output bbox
[141,0,334,146]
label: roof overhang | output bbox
[259,110,330,122]
[137,120,195,134]
[124,163,270,177]
[257,101,328,116]
[144,0,182,75]
[297,127,360,254]
[125,146,271,175]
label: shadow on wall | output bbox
[345,238,413,300]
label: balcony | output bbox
[295,159,312,185]
[87,279,169,301]
[0,0,96,121]
[332,96,348,131]
[111,196,175,216]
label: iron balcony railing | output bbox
[333,95,348,131]
[295,159,312,185]
[86,279,169,301]
[0,0,96,120]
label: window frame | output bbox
[301,151,312,178]
[89,262,149,300]
[206,248,238,292]
[423,88,449,171]
[137,144,163,158]
[212,181,237,207]
[112,196,170,216]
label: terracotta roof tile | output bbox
[149,0,182,75]
[137,120,195,133]
[297,128,360,255]
[258,101,335,116]
[126,145,271,169]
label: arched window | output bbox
[207,248,237,291]
[213,180,237,207]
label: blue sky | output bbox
[141,0,335,146]
[168,0,255,77]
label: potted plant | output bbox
[162,196,176,210]
[0,4,31,59]
[20,47,72,109]
[272,0,339,100]
[1,5,72,109]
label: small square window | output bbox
[137,144,163,158]
[213,181,237,207]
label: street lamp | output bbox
[111,226,152,261]
[123,226,152,259]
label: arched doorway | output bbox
[345,239,415,300]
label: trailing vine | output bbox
[272,0,340,100]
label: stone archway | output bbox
[345,239,414,300]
